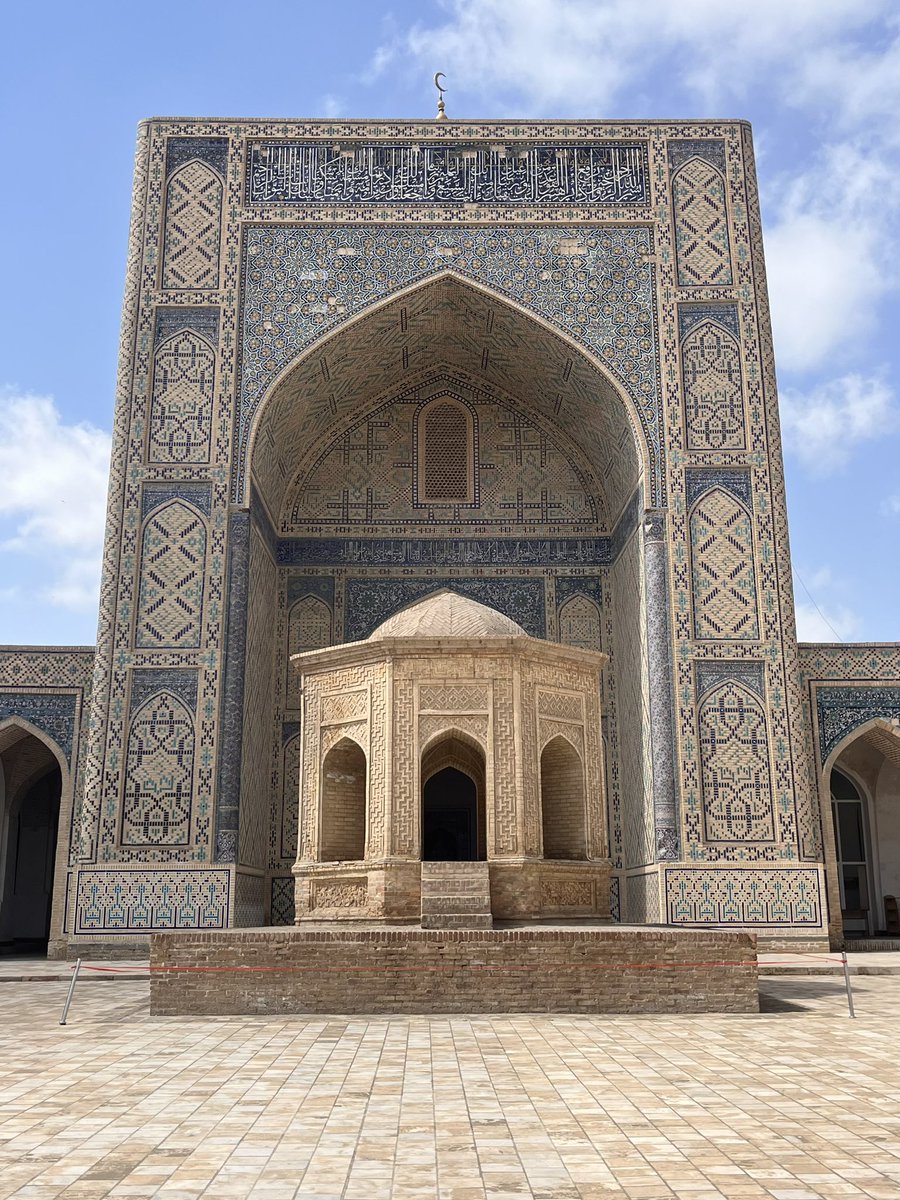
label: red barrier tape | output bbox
[72,952,853,976]
[79,958,761,976]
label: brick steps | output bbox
[420,861,492,930]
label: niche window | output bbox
[416,396,475,505]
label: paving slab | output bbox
[0,973,898,1198]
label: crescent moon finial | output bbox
[434,71,448,121]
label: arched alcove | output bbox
[540,735,587,860]
[0,721,66,952]
[320,738,367,862]
[421,732,487,862]
[249,272,647,525]
[823,719,900,937]
[243,271,646,898]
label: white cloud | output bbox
[373,2,900,373]
[0,389,110,612]
[882,494,900,517]
[793,564,863,641]
[766,212,884,373]
[319,93,346,119]
[794,600,862,642]
[373,0,889,112]
[764,137,900,371]
[779,373,897,473]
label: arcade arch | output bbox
[0,721,66,951]
[823,719,900,937]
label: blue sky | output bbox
[0,0,897,646]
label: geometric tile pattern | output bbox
[237,526,278,873]
[0,693,77,760]
[666,867,823,926]
[698,682,775,842]
[148,331,215,463]
[121,691,194,846]
[681,319,745,449]
[690,488,759,640]
[283,383,600,533]
[558,594,602,651]
[73,867,229,932]
[672,157,733,287]
[135,501,206,648]
[343,577,546,642]
[162,161,222,290]
[608,530,654,870]
[815,686,900,763]
[270,875,295,925]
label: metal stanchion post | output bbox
[842,949,855,1019]
[59,958,82,1026]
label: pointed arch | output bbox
[244,270,651,518]
[121,690,194,846]
[161,160,223,290]
[148,330,216,463]
[0,716,69,779]
[690,486,759,640]
[558,594,602,651]
[319,736,367,862]
[821,719,900,937]
[681,319,745,450]
[287,594,332,657]
[698,680,774,842]
[135,500,207,648]
[672,158,733,287]
[419,724,488,760]
[0,721,65,949]
[420,731,487,862]
[540,735,587,860]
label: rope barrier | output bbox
[53,947,867,1022]
[72,950,853,975]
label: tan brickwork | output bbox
[150,926,758,1015]
[540,736,587,859]
[319,738,366,861]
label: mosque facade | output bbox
[1,115,898,957]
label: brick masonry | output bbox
[150,926,758,1015]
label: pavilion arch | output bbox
[319,737,367,862]
[540,734,587,860]
[0,717,70,951]
[245,270,652,524]
[420,729,487,863]
[821,718,900,937]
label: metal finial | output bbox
[434,72,448,121]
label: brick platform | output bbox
[150,926,758,1015]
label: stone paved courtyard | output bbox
[1,975,899,1200]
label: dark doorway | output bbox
[0,730,62,954]
[423,767,479,861]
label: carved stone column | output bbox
[643,511,679,860]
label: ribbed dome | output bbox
[368,591,527,640]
